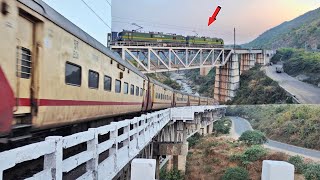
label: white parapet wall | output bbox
[131,159,156,180]
[262,160,294,180]
[0,106,224,180]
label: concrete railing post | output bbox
[110,125,118,172]
[87,128,99,179]
[44,136,63,180]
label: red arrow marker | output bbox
[208,6,221,26]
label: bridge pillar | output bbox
[200,67,212,76]
[214,53,240,103]
[256,53,264,65]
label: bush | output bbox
[304,164,320,180]
[187,133,201,148]
[241,145,267,162]
[222,167,249,180]
[213,118,232,135]
[288,155,305,174]
[160,168,184,180]
[238,130,268,145]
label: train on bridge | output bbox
[110,30,224,47]
[0,0,217,145]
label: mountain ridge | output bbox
[243,7,320,49]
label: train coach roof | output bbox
[149,78,173,91]
[19,0,146,79]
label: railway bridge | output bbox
[0,106,226,180]
[111,45,275,102]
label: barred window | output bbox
[17,47,32,79]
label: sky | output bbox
[43,0,319,45]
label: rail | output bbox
[0,106,223,180]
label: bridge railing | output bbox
[0,109,171,180]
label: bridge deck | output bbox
[0,106,225,180]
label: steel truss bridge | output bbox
[111,45,266,74]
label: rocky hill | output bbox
[244,8,320,49]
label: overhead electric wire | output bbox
[103,0,111,6]
[111,16,250,37]
[80,0,111,30]
[112,20,235,37]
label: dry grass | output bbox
[185,135,305,180]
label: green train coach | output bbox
[112,31,224,47]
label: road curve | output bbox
[229,116,320,161]
[264,66,320,104]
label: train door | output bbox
[15,15,35,115]
[142,79,147,111]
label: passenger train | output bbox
[0,0,217,141]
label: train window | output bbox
[124,82,129,94]
[65,62,81,86]
[130,85,134,95]
[88,70,99,89]
[104,76,112,91]
[17,47,32,79]
[115,80,121,93]
[140,88,143,96]
[136,87,139,96]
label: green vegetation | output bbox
[288,155,306,174]
[227,66,292,105]
[187,133,202,148]
[286,155,320,180]
[271,48,320,87]
[238,130,267,146]
[184,68,215,97]
[230,145,268,165]
[213,117,232,135]
[227,105,320,150]
[221,167,249,180]
[244,8,320,49]
[304,164,320,180]
[147,73,182,90]
[160,168,184,180]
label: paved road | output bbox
[264,66,320,104]
[229,116,320,161]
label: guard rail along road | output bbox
[0,106,224,180]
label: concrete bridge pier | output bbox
[214,53,240,102]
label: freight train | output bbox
[110,30,224,47]
[0,0,217,142]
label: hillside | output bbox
[244,8,320,49]
[227,66,292,105]
[184,68,216,97]
[227,105,320,150]
[271,48,320,87]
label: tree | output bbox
[213,118,232,135]
[238,130,267,145]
